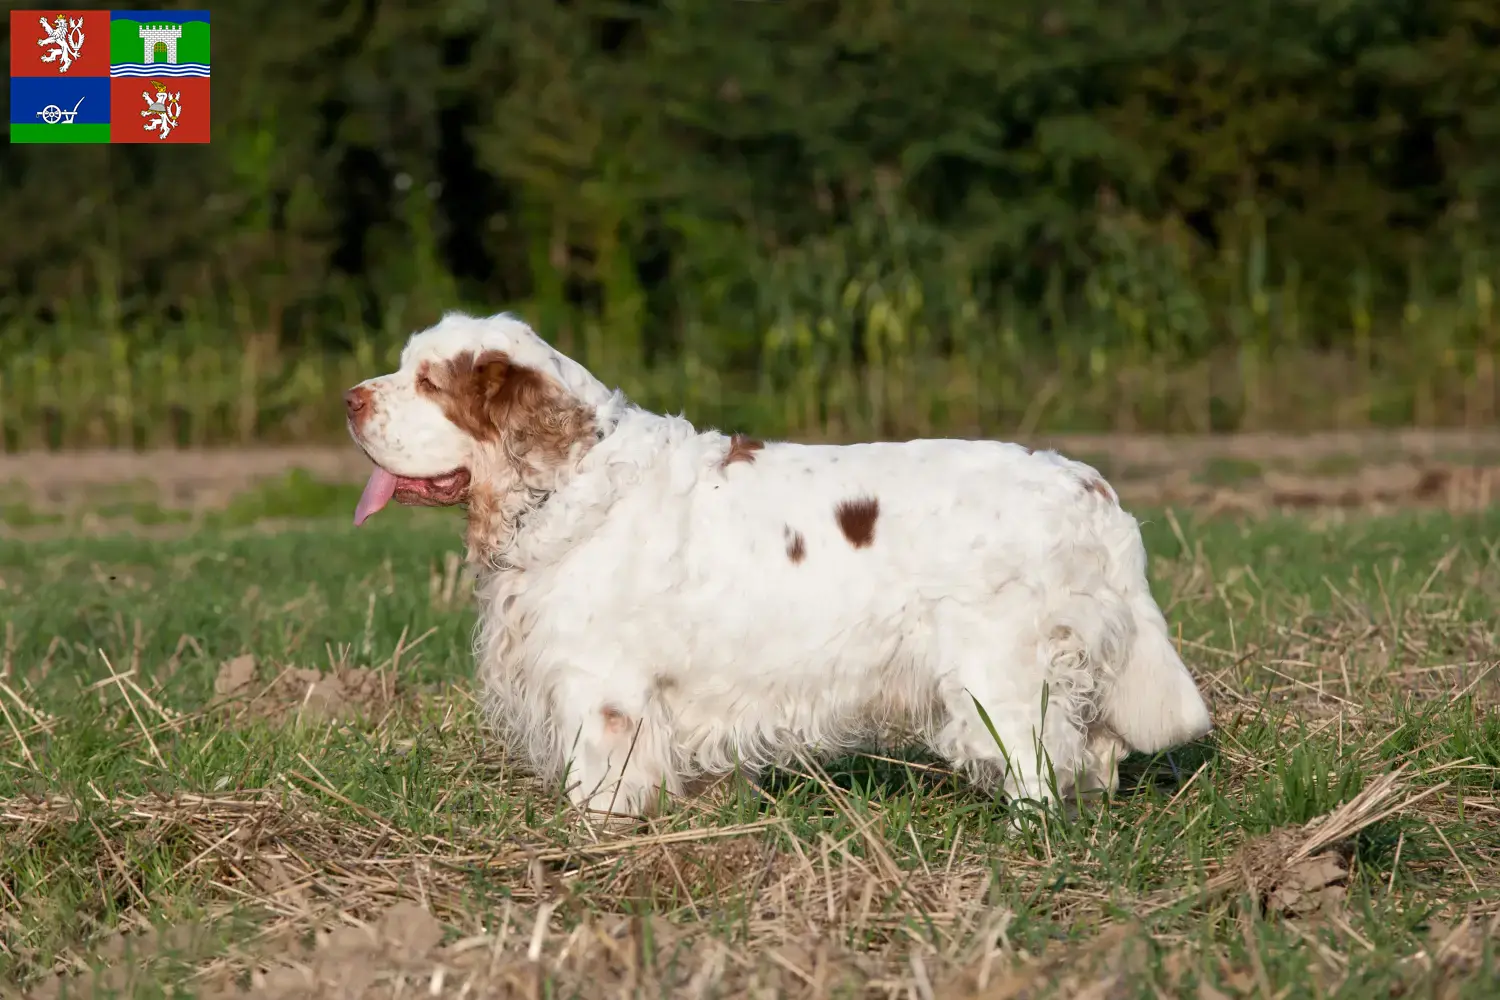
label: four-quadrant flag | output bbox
[9,9,210,144]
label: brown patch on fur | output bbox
[433,350,596,460]
[720,434,764,469]
[784,526,806,564]
[834,496,879,548]
[462,484,505,563]
[420,349,597,563]
[1082,477,1117,503]
[412,360,438,396]
[601,706,632,736]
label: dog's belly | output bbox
[661,659,940,763]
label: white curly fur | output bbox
[347,311,1214,817]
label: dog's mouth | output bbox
[354,465,472,526]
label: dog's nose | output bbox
[345,386,370,419]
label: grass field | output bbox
[2,474,1498,998]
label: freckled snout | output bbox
[345,385,373,430]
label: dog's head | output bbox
[345,312,611,552]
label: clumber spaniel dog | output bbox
[346,312,1212,817]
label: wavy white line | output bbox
[109,63,210,77]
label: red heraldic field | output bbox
[9,10,109,76]
[109,76,209,143]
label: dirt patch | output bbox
[1122,460,1500,514]
[1032,428,1500,467]
[2,431,1498,517]
[216,902,449,1000]
[1420,912,1500,987]
[61,900,866,1000]
[28,902,1493,1000]
[0,448,371,508]
[1236,830,1350,918]
[21,921,221,1000]
[1146,765,1447,918]
[211,654,399,725]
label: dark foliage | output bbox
[2,0,1497,361]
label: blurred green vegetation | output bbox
[2,0,1498,447]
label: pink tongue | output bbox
[354,468,399,526]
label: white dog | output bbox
[346,312,1212,817]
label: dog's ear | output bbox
[440,350,533,443]
[450,350,597,475]
[463,351,523,439]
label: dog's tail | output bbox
[1087,525,1213,754]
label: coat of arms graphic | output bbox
[37,13,86,73]
[141,80,182,140]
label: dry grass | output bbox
[1,480,1497,998]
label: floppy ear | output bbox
[455,351,523,442]
[458,351,597,478]
[455,350,600,565]
[442,350,544,443]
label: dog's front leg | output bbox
[557,700,672,818]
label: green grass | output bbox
[1,497,1497,997]
[8,124,111,144]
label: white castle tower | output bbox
[139,24,182,65]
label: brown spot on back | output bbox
[784,526,806,564]
[834,496,879,548]
[1082,477,1117,504]
[721,434,765,469]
